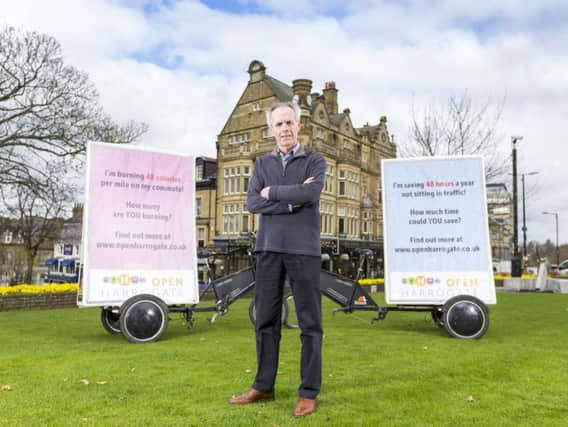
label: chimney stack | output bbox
[292,79,313,109]
[322,81,338,115]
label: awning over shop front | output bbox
[61,259,75,267]
[45,258,57,266]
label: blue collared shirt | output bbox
[279,143,300,212]
[279,143,300,165]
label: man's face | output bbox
[269,106,300,154]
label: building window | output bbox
[195,164,203,181]
[361,210,372,237]
[197,228,205,248]
[324,165,333,194]
[262,128,269,139]
[228,132,250,144]
[338,218,345,234]
[224,166,250,194]
[338,169,359,199]
[196,198,202,217]
[319,202,333,235]
[223,204,247,235]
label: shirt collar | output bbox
[279,143,300,159]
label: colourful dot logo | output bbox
[402,276,440,287]
[102,275,146,286]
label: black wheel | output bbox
[248,298,289,327]
[284,293,299,329]
[430,309,444,328]
[101,307,121,334]
[119,294,169,343]
[442,295,489,339]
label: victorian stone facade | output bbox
[210,60,396,276]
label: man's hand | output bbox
[261,178,313,200]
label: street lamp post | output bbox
[511,136,523,277]
[521,171,539,259]
[542,211,559,265]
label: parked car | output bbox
[557,260,568,276]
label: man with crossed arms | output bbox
[229,101,326,417]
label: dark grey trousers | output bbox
[252,251,322,399]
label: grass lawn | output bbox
[1,291,567,426]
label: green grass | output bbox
[1,292,567,426]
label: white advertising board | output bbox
[79,142,198,307]
[381,156,496,305]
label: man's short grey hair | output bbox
[265,101,301,126]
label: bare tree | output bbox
[0,26,148,187]
[0,26,149,283]
[403,91,507,182]
[0,161,77,283]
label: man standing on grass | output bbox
[229,101,326,417]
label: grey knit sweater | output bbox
[246,145,327,256]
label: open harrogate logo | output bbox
[103,275,184,287]
[103,275,146,286]
[401,276,441,287]
[402,276,479,288]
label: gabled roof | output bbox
[266,76,293,101]
[357,125,380,140]
[196,156,216,163]
[311,100,323,111]
[329,113,345,126]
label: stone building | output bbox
[0,217,56,285]
[211,60,397,277]
[195,156,217,249]
[47,203,83,283]
[486,183,513,273]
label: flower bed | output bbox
[0,283,78,311]
[0,283,78,296]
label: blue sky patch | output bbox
[130,42,184,70]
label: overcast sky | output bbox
[3,0,567,244]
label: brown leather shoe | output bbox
[229,388,274,404]
[293,397,318,417]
